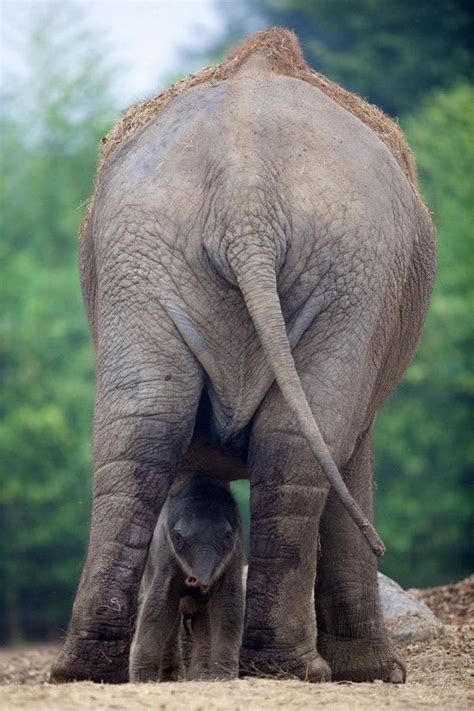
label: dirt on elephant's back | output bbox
[98,28,418,191]
[0,578,473,710]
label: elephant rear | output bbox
[52,28,435,685]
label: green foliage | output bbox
[231,480,251,551]
[205,0,473,115]
[0,3,118,641]
[376,84,474,586]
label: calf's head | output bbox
[166,476,240,591]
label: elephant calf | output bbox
[130,472,245,681]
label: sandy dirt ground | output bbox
[1,577,472,710]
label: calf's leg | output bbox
[208,565,245,679]
[130,576,182,682]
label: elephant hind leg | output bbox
[51,309,204,683]
[315,232,435,684]
[240,312,387,683]
[241,403,331,682]
[316,422,405,683]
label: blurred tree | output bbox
[0,2,117,642]
[204,0,473,115]
[377,84,474,586]
[1,1,117,263]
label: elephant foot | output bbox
[50,633,130,683]
[240,647,331,683]
[188,669,237,681]
[317,632,406,683]
[205,665,239,681]
[160,666,183,682]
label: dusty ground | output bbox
[1,578,472,710]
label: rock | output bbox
[378,572,444,643]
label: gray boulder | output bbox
[378,572,444,643]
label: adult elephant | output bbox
[51,28,435,683]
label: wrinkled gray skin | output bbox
[129,474,244,681]
[51,52,436,683]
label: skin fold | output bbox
[129,473,245,681]
[50,29,436,684]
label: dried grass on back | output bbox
[99,27,418,191]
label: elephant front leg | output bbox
[241,425,331,682]
[316,423,406,683]
[50,328,203,683]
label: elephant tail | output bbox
[228,248,385,557]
